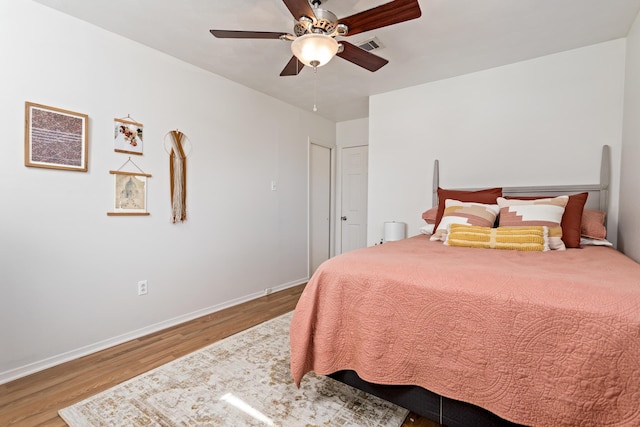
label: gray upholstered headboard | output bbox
[432,145,610,214]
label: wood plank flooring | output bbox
[0,284,439,426]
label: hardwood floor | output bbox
[0,284,439,426]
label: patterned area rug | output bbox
[59,312,409,426]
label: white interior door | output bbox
[310,143,331,275]
[341,145,368,253]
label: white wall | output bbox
[0,0,335,382]
[368,40,626,246]
[337,119,369,149]
[619,11,640,262]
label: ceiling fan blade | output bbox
[280,56,304,76]
[282,0,316,20]
[339,0,421,36]
[337,41,389,72]
[210,30,287,39]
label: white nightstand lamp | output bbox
[383,221,407,242]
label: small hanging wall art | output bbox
[114,115,143,155]
[107,157,152,216]
[164,130,191,223]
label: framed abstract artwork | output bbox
[24,102,88,171]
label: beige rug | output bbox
[59,312,409,426]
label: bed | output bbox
[290,146,640,426]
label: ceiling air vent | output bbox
[356,37,384,52]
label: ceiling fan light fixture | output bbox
[291,33,339,68]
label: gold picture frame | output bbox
[24,102,88,171]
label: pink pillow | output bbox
[581,209,606,239]
[421,207,438,224]
[430,199,500,242]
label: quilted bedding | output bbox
[290,235,640,426]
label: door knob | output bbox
[341,216,347,221]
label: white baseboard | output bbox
[0,278,307,385]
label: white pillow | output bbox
[580,237,613,247]
[419,224,435,235]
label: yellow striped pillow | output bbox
[444,224,549,252]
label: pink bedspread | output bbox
[290,235,640,426]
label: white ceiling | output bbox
[33,0,640,122]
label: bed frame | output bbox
[432,145,610,213]
[329,145,611,426]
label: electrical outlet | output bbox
[138,280,148,296]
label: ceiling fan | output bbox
[210,0,422,76]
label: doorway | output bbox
[340,145,368,253]
[309,142,333,275]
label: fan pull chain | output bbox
[313,67,318,112]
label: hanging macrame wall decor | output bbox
[164,130,190,223]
